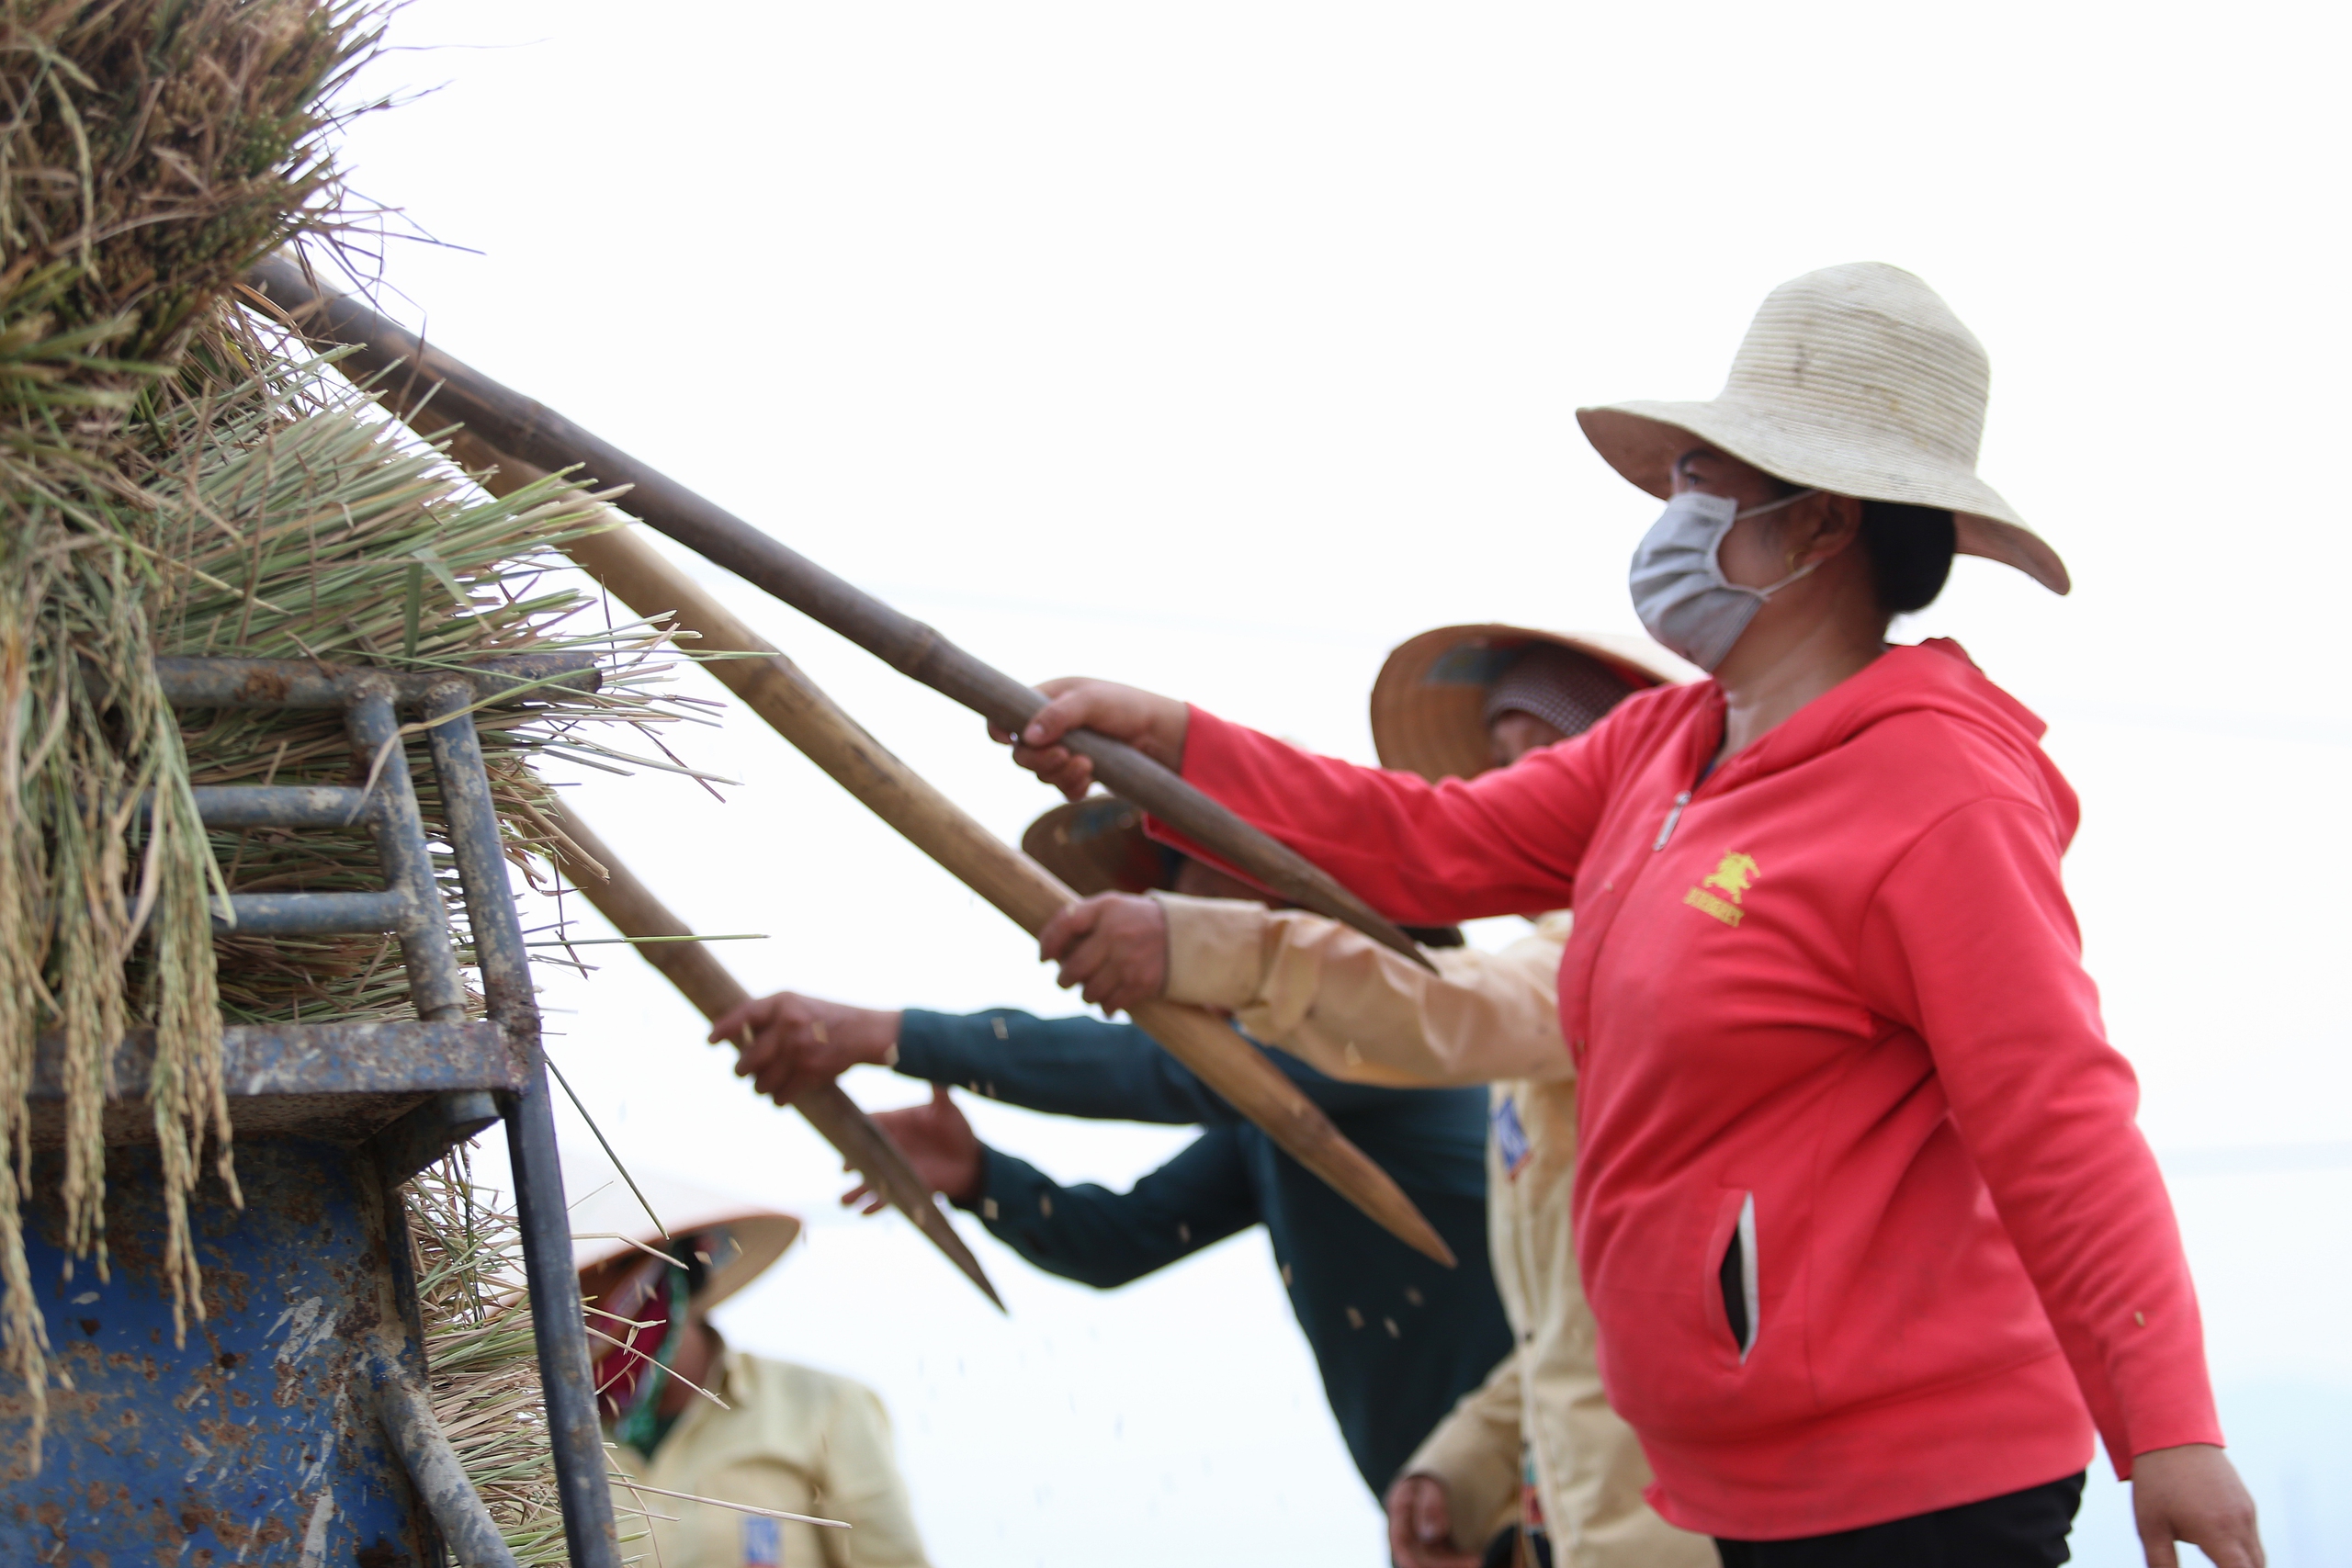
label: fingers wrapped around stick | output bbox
[1038,893,1170,1013]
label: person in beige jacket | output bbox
[571,1159,932,1568]
[1038,627,1714,1568]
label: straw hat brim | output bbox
[1577,402,2071,596]
[1371,626,1694,783]
[570,1166,802,1314]
[1022,796,1170,897]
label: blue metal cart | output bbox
[4,657,622,1568]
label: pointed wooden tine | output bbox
[552,521,1455,1267]
[239,252,1430,973]
[541,804,1006,1312]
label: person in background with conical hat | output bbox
[571,1159,932,1568]
[999,264,2262,1566]
[1032,626,1713,1568]
[708,815,1515,1512]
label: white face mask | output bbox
[1626,489,1819,671]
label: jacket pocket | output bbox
[1717,1191,1758,1362]
[1589,1185,1796,1438]
[1697,1187,1753,1366]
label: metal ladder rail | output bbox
[159,654,620,1568]
[423,679,620,1568]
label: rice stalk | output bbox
[0,4,715,1506]
[0,0,398,1451]
[406,1155,660,1566]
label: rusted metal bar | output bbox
[29,1020,516,1101]
[420,681,622,1568]
[243,254,1431,972]
[368,1090,505,1185]
[117,657,609,1561]
[214,889,411,935]
[562,525,1455,1267]
[155,652,600,709]
[544,802,1005,1312]
[421,684,534,1025]
[187,784,370,829]
[347,682,469,1023]
[375,1366,522,1568]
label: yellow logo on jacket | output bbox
[1685,852,1758,928]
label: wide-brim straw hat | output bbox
[1372,626,1693,783]
[1023,795,1170,896]
[570,1157,800,1314]
[1576,262,2070,595]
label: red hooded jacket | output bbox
[1165,640,2221,1538]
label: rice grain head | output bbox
[0,0,710,1495]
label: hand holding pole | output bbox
[538,804,1005,1312]
[241,253,1431,973]
[556,517,1453,1267]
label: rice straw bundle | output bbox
[156,352,705,1026]
[0,0,393,1448]
[0,0,710,1480]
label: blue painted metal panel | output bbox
[0,1142,430,1566]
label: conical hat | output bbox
[1022,795,1170,896]
[1023,795,1464,946]
[1372,626,1690,783]
[568,1155,800,1314]
[1576,262,2069,595]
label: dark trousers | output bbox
[1478,1528,1552,1568]
[1713,1472,2085,1568]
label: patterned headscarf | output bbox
[591,1234,715,1453]
[1481,644,1638,740]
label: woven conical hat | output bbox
[1371,626,1691,783]
[1022,795,1170,896]
[569,1157,800,1314]
[1577,262,2069,595]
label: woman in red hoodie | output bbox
[1004,265,2261,1567]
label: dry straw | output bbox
[0,0,393,1447]
[0,0,711,1507]
[406,1156,666,1564]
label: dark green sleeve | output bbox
[896,1008,1233,1124]
[967,1128,1261,1289]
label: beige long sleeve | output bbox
[1155,893,1574,1086]
[1403,1348,1526,1551]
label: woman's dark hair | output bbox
[1857,501,1957,615]
[1765,475,1956,615]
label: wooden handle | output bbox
[555,517,1453,1268]
[538,802,1005,1312]
[241,254,1430,973]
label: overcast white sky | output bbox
[340,5,2349,1563]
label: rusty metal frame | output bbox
[152,653,622,1568]
[423,678,621,1568]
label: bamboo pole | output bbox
[241,253,1430,974]
[549,515,1453,1268]
[539,805,1005,1312]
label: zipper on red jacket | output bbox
[1653,791,1692,851]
